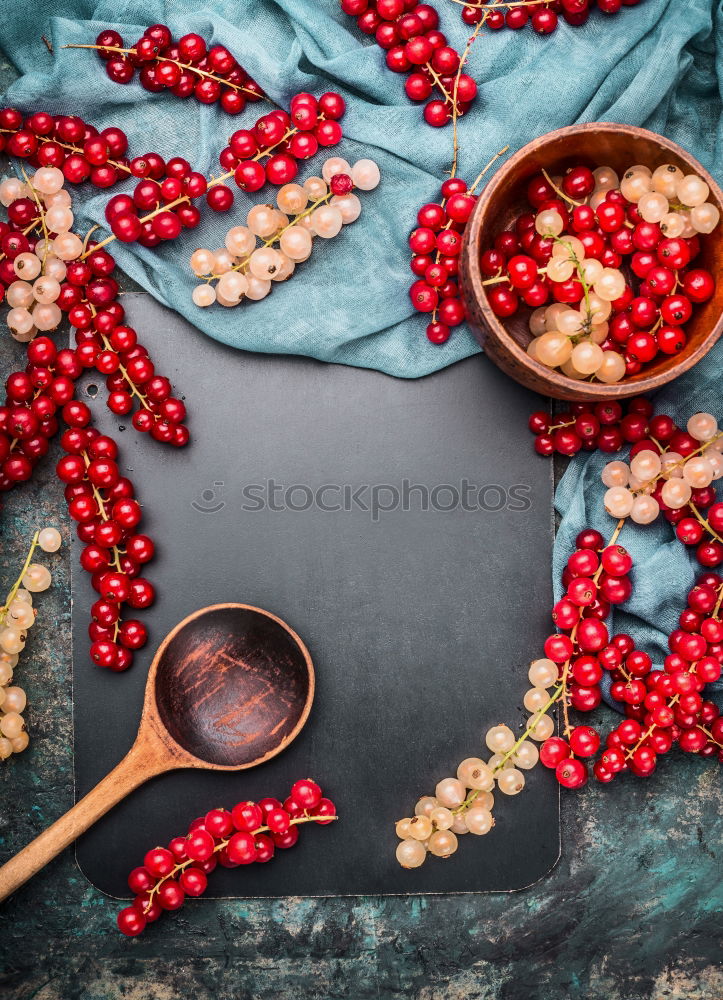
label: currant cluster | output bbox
[103,158,217,246]
[0,527,61,759]
[100,92,346,250]
[481,162,718,383]
[0,106,130,188]
[397,410,722,866]
[409,175,477,343]
[0,160,190,443]
[220,91,346,193]
[0,167,91,340]
[542,573,723,784]
[397,523,622,863]
[529,395,655,456]
[190,156,380,307]
[340,0,477,125]
[117,779,336,934]
[61,284,190,447]
[396,732,542,867]
[601,411,723,565]
[459,0,644,31]
[86,24,265,114]
[56,415,155,671]
[1,340,79,490]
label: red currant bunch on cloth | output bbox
[220,92,346,195]
[84,24,265,114]
[105,153,224,249]
[0,106,131,189]
[57,423,156,672]
[481,159,717,383]
[460,0,645,32]
[339,0,477,125]
[409,176,478,344]
[117,782,337,934]
[528,395,654,457]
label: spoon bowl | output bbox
[0,603,314,902]
[151,604,314,767]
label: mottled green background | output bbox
[0,50,721,1000]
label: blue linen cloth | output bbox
[0,1,721,704]
[555,339,723,702]
[0,0,720,377]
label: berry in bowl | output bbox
[460,124,723,400]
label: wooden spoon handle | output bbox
[0,740,166,903]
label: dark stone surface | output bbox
[0,51,721,1000]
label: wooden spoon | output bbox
[0,603,314,902]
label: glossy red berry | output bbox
[555,758,587,789]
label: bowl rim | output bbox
[464,122,723,399]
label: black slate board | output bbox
[71,294,558,897]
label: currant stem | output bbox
[712,584,723,621]
[480,273,513,287]
[84,302,153,413]
[0,531,40,621]
[698,725,723,749]
[142,813,338,911]
[627,432,723,500]
[62,44,270,102]
[468,146,510,196]
[449,13,486,179]
[542,167,582,208]
[82,224,100,255]
[548,418,576,432]
[80,451,123,572]
[19,170,50,266]
[550,235,593,323]
[425,62,456,107]
[562,517,625,742]
[689,502,723,546]
[99,332,153,412]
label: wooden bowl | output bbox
[459,123,723,401]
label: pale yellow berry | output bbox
[407,815,433,841]
[485,725,515,754]
[528,658,558,688]
[497,768,525,795]
[428,829,458,857]
[396,838,427,868]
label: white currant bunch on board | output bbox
[395,709,554,868]
[0,527,61,759]
[189,156,381,307]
